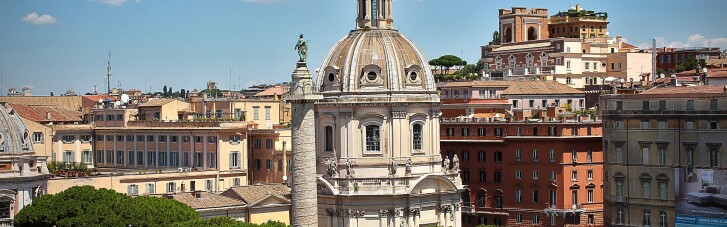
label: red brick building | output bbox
[655,47,721,73]
[441,118,604,227]
[248,127,291,184]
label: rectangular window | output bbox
[208,153,216,168]
[659,182,667,200]
[494,128,502,137]
[146,183,155,194]
[82,150,91,164]
[233,178,241,187]
[643,210,651,226]
[515,170,522,179]
[494,171,502,183]
[159,135,166,143]
[494,152,502,163]
[266,139,273,149]
[643,181,651,198]
[687,100,695,110]
[532,149,539,162]
[659,100,666,110]
[63,151,73,164]
[462,151,470,161]
[167,182,176,193]
[515,149,522,162]
[533,189,539,203]
[478,128,485,136]
[711,99,719,110]
[686,121,694,130]
[461,128,469,136]
[660,211,667,227]
[62,135,74,143]
[480,171,486,182]
[147,135,154,142]
[587,170,593,180]
[515,189,522,203]
[207,136,217,144]
[137,151,144,165]
[642,147,649,165]
[571,170,578,181]
[32,132,44,144]
[194,153,203,167]
[127,151,134,165]
[147,151,156,166]
[128,184,138,196]
[446,128,454,136]
[116,150,123,164]
[137,135,144,142]
[550,170,556,181]
[550,149,556,163]
[206,180,213,191]
[183,152,190,167]
[643,101,650,110]
[642,120,650,129]
[615,147,623,163]
[478,151,485,162]
[462,171,470,182]
[587,150,593,162]
[170,152,179,167]
[170,136,178,143]
[230,152,240,168]
[253,139,261,149]
[710,121,719,129]
[158,152,167,166]
[534,214,539,225]
[106,150,113,163]
[533,170,539,180]
[253,107,260,120]
[190,181,196,191]
[516,213,522,223]
[265,107,271,120]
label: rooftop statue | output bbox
[295,34,308,62]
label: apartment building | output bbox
[548,4,609,39]
[439,81,586,118]
[602,85,727,227]
[442,118,604,227]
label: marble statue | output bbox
[405,158,412,176]
[389,158,397,176]
[451,154,460,173]
[442,156,450,173]
[295,34,309,62]
[346,158,355,178]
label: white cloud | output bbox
[99,0,127,6]
[22,12,57,25]
[637,34,727,50]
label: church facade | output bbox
[288,0,464,226]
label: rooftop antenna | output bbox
[106,51,112,94]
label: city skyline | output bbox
[1,0,726,95]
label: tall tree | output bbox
[163,85,168,97]
[14,186,199,227]
[180,89,186,98]
[168,86,173,97]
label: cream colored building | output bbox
[291,1,465,226]
[0,103,52,225]
[190,99,287,129]
[602,86,727,227]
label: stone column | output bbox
[288,61,322,227]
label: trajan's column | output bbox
[289,34,322,227]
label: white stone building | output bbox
[289,0,465,226]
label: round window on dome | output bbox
[366,71,378,81]
[328,73,335,82]
[409,72,418,81]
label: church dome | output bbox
[0,104,33,152]
[316,1,436,99]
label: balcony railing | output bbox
[610,195,626,203]
[323,173,461,195]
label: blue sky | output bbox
[1,0,726,95]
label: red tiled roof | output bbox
[620,42,639,50]
[255,86,289,97]
[707,68,727,78]
[7,104,83,123]
[82,95,118,103]
[641,85,726,95]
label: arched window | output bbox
[528,27,537,40]
[412,123,423,150]
[324,126,334,152]
[365,125,380,152]
[504,27,512,43]
[477,190,487,207]
[566,77,572,85]
[494,190,504,208]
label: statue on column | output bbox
[294,34,309,62]
[451,154,460,174]
[405,158,412,176]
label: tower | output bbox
[356,0,394,29]
[498,7,549,43]
[288,52,322,226]
[106,51,112,94]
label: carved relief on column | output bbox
[438,204,452,213]
[379,209,389,217]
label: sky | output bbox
[1,0,726,96]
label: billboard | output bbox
[676,168,727,227]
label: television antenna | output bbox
[106,51,112,94]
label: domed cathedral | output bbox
[0,103,51,223]
[311,0,464,226]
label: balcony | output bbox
[322,173,461,195]
[609,195,626,203]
